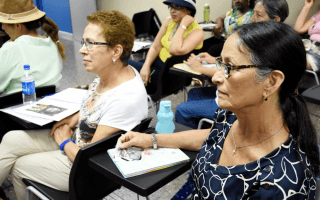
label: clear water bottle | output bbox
[155,100,175,134]
[21,64,36,105]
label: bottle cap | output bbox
[24,65,30,70]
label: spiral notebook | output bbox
[108,147,190,178]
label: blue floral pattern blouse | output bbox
[191,109,316,199]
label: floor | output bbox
[2,37,320,200]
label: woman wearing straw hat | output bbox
[128,0,204,93]
[0,0,66,96]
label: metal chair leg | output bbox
[26,186,50,200]
[146,196,151,200]
[306,69,320,85]
[147,95,157,119]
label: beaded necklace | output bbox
[172,23,180,38]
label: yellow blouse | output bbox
[159,20,203,62]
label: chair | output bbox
[147,53,193,116]
[131,8,162,60]
[132,8,161,40]
[305,69,320,85]
[0,85,56,109]
[197,118,214,130]
[301,84,320,105]
[22,117,152,200]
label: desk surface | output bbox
[88,122,198,197]
[169,67,211,82]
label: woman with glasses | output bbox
[119,21,319,199]
[0,10,148,200]
[175,0,289,129]
[128,0,204,93]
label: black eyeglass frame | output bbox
[215,57,258,78]
[81,39,110,49]
[168,4,185,11]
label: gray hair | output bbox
[255,0,289,22]
[235,36,273,82]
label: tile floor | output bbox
[2,37,320,200]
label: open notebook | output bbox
[173,62,216,75]
[108,147,190,178]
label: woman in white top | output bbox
[0,0,66,95]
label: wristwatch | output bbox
[179,24,187,30]
[151,133,157,150]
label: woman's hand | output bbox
[184,53,203,73]
[198,52,216,64]
[305,0,315,9]
[118,131,153,149]
[50,112,79,136]
[212,23,223,37]
[52,124,73,146]
[180,15,195,28]
[140,64,151,86]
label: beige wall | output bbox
[97,0,320,35]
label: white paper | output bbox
[132,41,152,52]
[15,98,81,121]
[199,23,218,29]
[0,104,53,126]
[46,88,87,104]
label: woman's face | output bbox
[2,23,19,40]
[250,2,271,22]
[79,23,112,74]
[169,4,190,23]
[212,33,265,112]
[233,0,249,12]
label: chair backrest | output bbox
[132,8,161,39]
[0,85,56,109]
[147,53,195,102]
[68,117,152,200]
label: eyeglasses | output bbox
[215,57,258,78]
[168,4,184,11]
[81,39,110,49]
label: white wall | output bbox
[97,0,320,36]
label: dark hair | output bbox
[255,0,289,22]
[87,10,135,66]
[185,0,196,17]
[232,21,320,177]
[23,16,66,61]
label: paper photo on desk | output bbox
[26,104,67,116]
[108,147,190,178]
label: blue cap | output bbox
[163,0,196,11]
[24,65,30,70]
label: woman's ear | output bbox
[263,70,285,96]
[112,44,124,63]
[273,16,281,22]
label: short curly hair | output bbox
[87,10,135,66]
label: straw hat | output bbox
[0,0,45,24]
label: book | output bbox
[173,62,216,75]
[108,147,190,178]
[0,88,87,125]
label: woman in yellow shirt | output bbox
[129,0,204,93]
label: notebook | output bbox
[173,62,216,75]
[108,147,190,178]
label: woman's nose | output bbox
[211,69,224,85]
[250,15,256,23]
[79,43,87,54]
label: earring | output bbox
[264,96,268,101]
[113,59,116,65]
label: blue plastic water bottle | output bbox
[155,100,175,134]
[21,64,36,104]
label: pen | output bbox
[150,69,155,76]
[121,134,126,140]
